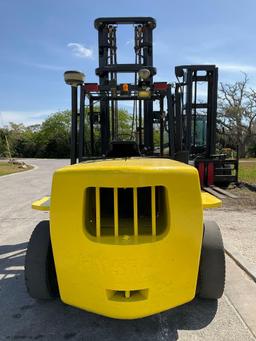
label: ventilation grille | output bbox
[85,186,167,241]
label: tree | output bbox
[0,108,134,159]
[36,110,71,158]
[109,108,133,141]
[0,127,12,158]
[1,123,29,158]
[218,74,256,157]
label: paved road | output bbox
[0,159,255,341]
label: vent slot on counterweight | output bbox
[85,186,167,240]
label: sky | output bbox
[1,0,256,126]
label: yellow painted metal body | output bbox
[32,158,221,319]
[32,196,50,211]
[201,191,222,208]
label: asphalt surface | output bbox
[0,159,255,341]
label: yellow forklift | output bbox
[25,17,225,319]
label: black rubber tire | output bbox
[25,220,59,299]
[197,221,225,299]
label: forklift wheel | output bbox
[197,221,225,299]
[25,220,59,299]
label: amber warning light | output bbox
[122,83,129,92]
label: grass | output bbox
[239,159,256,184]
[0,162,32,176]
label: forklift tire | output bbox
[197,221,225,299]
[25,220,59,300]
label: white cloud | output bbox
[67,43,93,59]
[0,110,56,127]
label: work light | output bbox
[138,68,150,80]
[64,70,85,86]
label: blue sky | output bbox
[1,0,256,126]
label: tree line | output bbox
[1,75,256,159]
[217,74,256,157]
[0,108,133,159]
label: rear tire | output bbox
[25,220,59,299]
[197,221,225,299]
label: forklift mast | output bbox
[70,17,165,162]
[174,65,218,158]
[94,17,156,155]
[67,17,238,186]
